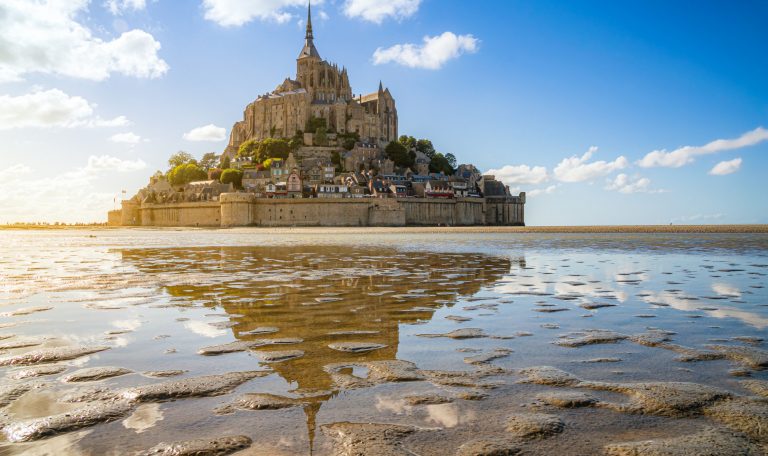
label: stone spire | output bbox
[298,1,320,59]
[306,1,314,41]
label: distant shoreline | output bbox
[2,224,768,233]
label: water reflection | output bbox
[120,246,519,447]
[122,403,164,433]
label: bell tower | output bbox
[297,2,321,96]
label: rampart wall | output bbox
[115,194,525,227]
[139,202,221,227]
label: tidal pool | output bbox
[0,229,766,455]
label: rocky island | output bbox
[108,4,525,228]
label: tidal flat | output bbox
[0,229,766,455]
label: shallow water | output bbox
[0,229,766,455]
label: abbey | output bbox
[224,4,397,157]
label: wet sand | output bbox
[2,224,768,233]
[0,230,766,455]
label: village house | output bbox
[286,169,303,198]
[184,180,234,201]
[425,180,454,199]
[314,183,349,198]
[265,182,287,198]
[389,183,407,198]
[368,178,392,198]
[242,169,272,192]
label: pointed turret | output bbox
[378,81,384,93]
[298,1,320,60]
[306,1,314,40]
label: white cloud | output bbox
[84,155,147,173]
[708,157,742,176]
[527,185,558,197]
[0,156,146,223]
[202,0,315,27]
[183,124,227,142]
[712,283,740,298]
[373,32,479,70]
[637,127,768,168]
[183,320,226,338]
[605,173,663,194]
[485,164,548,186]
[105,0,147,15]
[343,0,420,23]
[0,89,129,129]
[0,0,168,82]
[92,116,131,127]
[553,146,628,183]
[109,132,144,144]
[0,164,33,180]
[671,213,724,223]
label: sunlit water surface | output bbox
[0,229,766,455]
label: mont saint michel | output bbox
[2,1,767,456]
[107,5,525,228]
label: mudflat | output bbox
[0,229,766,455]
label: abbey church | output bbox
[224,4,398,157]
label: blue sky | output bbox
[0,0,766,224]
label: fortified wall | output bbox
[109,194,525,228]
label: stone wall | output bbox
[115,194,524,227]
[248,199,400,227]
[107,210,122,226]
[400,198,487,226]
[139,202,221,227]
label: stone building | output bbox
[224,4,397,157]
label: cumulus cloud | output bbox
[708,158,742,176]
[183,124,227,142]
[202,0,317,27]
[343,0,420,23]
[527,185,558,197]
[637,127,768,168]
[373,32,479,70]
[0,89,129,129]
[485,164,548,186]
[0,156,146,223]
[0,0,168,82]
[109,132,144,144]
[605,173,663,194]
[105,0,147,15]
[553,147,628,183]
[84,155,147,173]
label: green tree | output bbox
[257,138,291,162]
[415,139,436,159]
[168,163,207,186]
[220,155,231,169]
[429,153,454,175]
[385,141,413,168]
[208,168,223,181]
[314,127,328,146]
[445,153,457,168]
[199,152,219,171]
[307,116,327,132]
[237,139,260,158]
[332,151,343,172]
[398,135,416,150]
[339,131,359,150]
[220,168,244,189]
[168,151,195,170]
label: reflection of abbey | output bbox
[224,4,397,156]
[107,4,526,227]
